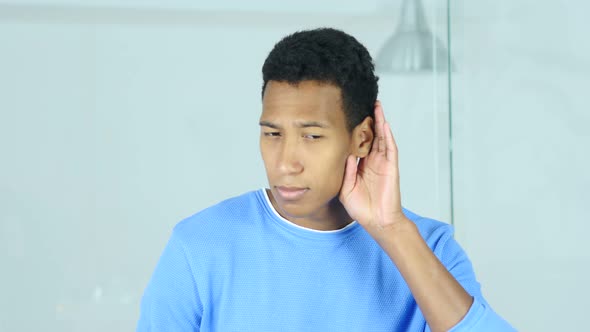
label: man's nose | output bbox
[277,138,304,175]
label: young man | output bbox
[137,28,515,331]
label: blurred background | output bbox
[1,0,588,331]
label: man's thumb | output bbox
[340,155,357,197]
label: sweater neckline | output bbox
[256,188,361,242]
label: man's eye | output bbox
[304,134,322,140]
[264,132,281,137]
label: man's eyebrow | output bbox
[259,120,280,129]
[295,121,330,129]
[258,120,330,129]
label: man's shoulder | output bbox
[173,189,265,239]
[402,207,455,245]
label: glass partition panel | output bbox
[0,1,453,330]
[450,1,590,330]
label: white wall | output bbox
[0,2,452,331]
[451,1,590,330]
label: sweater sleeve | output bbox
[448,296,516,331]
[136,229,202,332]
[425,225,516,332]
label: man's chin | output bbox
[275,203,310,221]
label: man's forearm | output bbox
[366,219,473,332]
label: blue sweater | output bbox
[137,189,515,331]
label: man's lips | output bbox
[275,186,309,201]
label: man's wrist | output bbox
[364,215,418,244]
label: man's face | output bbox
[259,80,355,228]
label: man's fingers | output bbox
[374,101,385,153]
[384,122,398,162]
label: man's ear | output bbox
[351,116,374,158]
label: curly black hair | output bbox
[261,28,379,132]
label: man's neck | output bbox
[267,189,353,231]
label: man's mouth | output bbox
[275,186,309,201]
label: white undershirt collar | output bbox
[261,188,358,234]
